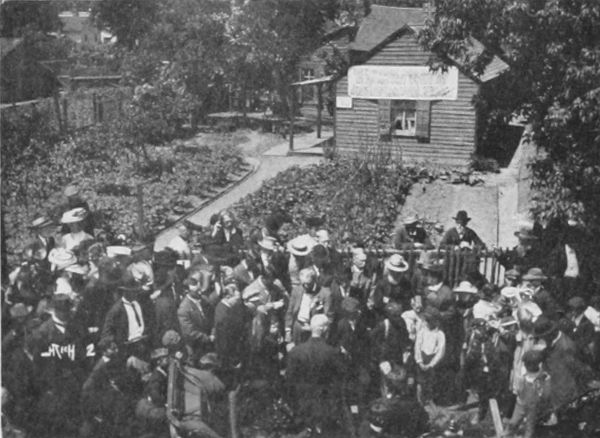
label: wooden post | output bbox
[92,93,97,123]
[289,88,295,153]
[62,97,68,132]
[53,92,63,134]
[316,83,323,139]
[136,184,145,238]
[228,386,240,438]
[1,210,8,284]
[98,98,104,123]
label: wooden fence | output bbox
[335,247,507,287]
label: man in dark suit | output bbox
[533,315,594,412]
[177,270,215,365]
[285,268,334,346]
[565,297,595,366]
[214,283,250,374]
[286,314,346,434]
[101,274,153,358]
[439,210,485,249]
[231,257,258,291]
[30,294,87,435]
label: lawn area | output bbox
[2,131,249,258]
[232,159,420,247]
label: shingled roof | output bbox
[350,6,427,52]
[350,5,508,83]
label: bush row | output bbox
[232,159,421,247]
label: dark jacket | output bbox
[212,227,244,249]
[332,317,370,367]
[101,298,153,347]
[214,300,250,368]
[145,367,168,407]
[285,284,334,344]
[440,227,484,248]
[370,318,409,366]
[545,332,593,410]
[287,337,345,386]
[177,295,214,351]
[393,225,433,250]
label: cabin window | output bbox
[378,99,431,142]
[391,100,416,136]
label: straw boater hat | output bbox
[504,269,521,280]
[151,348,169,361]
[106,245,132,258]
[63,185,80,198]
[258,236,278,252]
[30,215,54,229]
[64,263,90,276]
[453,280,478,294]
[287,235,314,257]
[522,267,547,282]
[48,248,77,271]
[403,214,419,225]
[60,207,87,224]
[385,254,409,273]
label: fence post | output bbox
[62,97,68,132]
[92,93,97,124]
[137,184,145,239]
[53,92,63,134]
[98,97,104,123]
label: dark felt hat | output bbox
[533,314,558,339]
[452,210,471,224]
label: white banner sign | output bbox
[348,66,458,100]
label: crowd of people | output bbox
[2,185,600,438]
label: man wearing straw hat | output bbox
[370,254,411,321]
[393,214,432,250]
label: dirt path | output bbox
[155,131,322,250]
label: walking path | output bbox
[155,130,322,250]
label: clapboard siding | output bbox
[335,29,478,167]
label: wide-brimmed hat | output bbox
[287,235,314,256]
[64,263,90,276]
[106,245,132,258]
[385,254,408,273]
[151,348,169,361]
[63,185,80,197]
[258,236,277,252]
[48,248,77,270]
[522,267,547,281]
[533,314,558,339]
[514,227,538,241]
[60,207,87,224]
[501,286,520,300]
[453,280,478,294]
[403,214,419,225]
[452,210,471,224]
[30,215,54,229]
[504,269,521,280]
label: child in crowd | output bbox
[506,349,552,438]
[414,307,446,405]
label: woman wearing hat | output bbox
[439,210,485,249]
[58,208,94,252]
[369,254,412,324]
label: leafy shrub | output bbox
[470,154,500,173]
[232,159,418,247]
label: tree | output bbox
[226,0,338,115]
[0,1,62,37]
[419,0,600,236]
[92,0,159,49]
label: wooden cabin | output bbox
[334,6,508,167]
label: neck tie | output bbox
[125,301,142,327]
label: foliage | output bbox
[0,1,62,37]
[419,0,600,232]
[2,131,246,256]
[226,0,338,116]
[232,159,418,247]
[470,154,500,173]
[92,0,159,49]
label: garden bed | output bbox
[2,131,249,258]
[232,159,423,247]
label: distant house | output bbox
[297,25,354,106]
[334,6,509,166]
[58,10,113,45]
[1,38,61,103]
